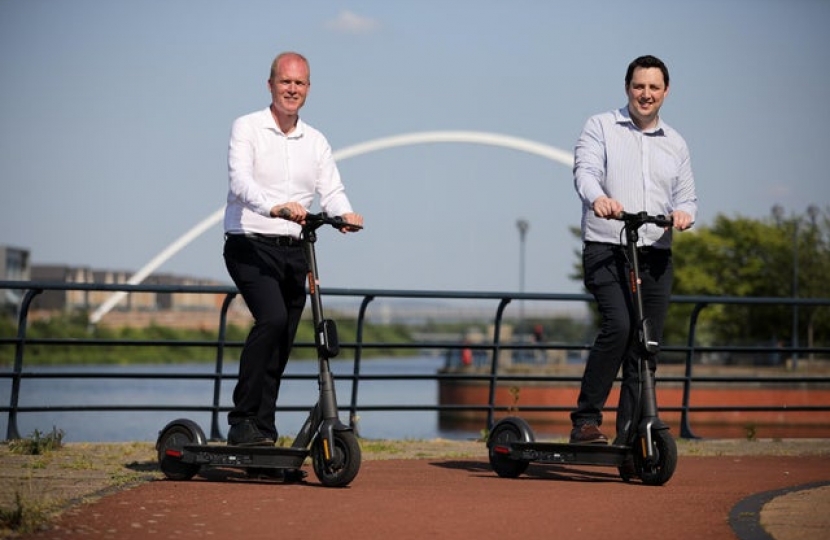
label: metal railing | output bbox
[1,280,829,441]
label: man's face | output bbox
[268,57,310,116]
[626,67,668,129]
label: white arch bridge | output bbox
[89,130,574,324]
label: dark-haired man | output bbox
[570,55,698,445]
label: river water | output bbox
[7,356,824,443]
[0,356,486,443]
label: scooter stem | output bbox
[621,212,671,460]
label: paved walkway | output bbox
[736,482,830,540]
[19,454,830,540]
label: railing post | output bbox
[349,295,375,434]
[6,288,43,441]
[679,301,707,439]
[209,292,237,441]
[486,298,512,430]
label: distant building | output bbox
[0,245,237,325]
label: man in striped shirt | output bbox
[570,55,698,446]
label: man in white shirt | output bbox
[223,51,363,447]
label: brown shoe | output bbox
[569,423,608,444]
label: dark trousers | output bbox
[223,235,307,439]
[571,242,673,440]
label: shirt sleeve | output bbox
[670,139,698,224]
[315,137,354,217]
[227,116,273,217]
[573,115,608,207]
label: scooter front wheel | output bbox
[311,431,361,487]
[635,429,677,486]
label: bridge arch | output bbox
[89,131,574,323]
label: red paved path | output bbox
[23,455,830,540]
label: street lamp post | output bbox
[516,219,529,334]
[793,218,799,370]
[806,205,820,360]
[772,205,798,368]
[771,205,820,370]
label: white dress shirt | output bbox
[223,107,354,237]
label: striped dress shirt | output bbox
[574,106,698,248]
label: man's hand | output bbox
[340,212,364,233]
[271,202,307,223]
[671,210,693,231]
[592,196,624,219]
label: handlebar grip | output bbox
[615,211,674,228]
[653,215,674,228]
[276,209,362,231]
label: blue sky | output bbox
[1,0,828,298]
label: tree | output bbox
[672,207,829,350]
[570,208,830,351]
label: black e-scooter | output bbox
[487,211,678,486]
[156,212,362,487]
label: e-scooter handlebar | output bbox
[277,208,363,232]
[614,211,673,230]
[303,212,363,231]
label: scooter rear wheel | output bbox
[156,419,205,481]
[311,431,361,487]
[487,417,534,478]
[635,429,677,486]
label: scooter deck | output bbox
[180,443,308,469]
[504,441,629,467]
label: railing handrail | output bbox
[4,278,830,304]
[1,280,829,441]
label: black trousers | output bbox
[571,242,673,440]
[223,235,307,440]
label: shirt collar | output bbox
[257,106,305,139]
[616,106,665,135]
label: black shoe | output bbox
[569,423,609,444]
[227,418,275,447]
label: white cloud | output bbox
[325,10,380,34]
